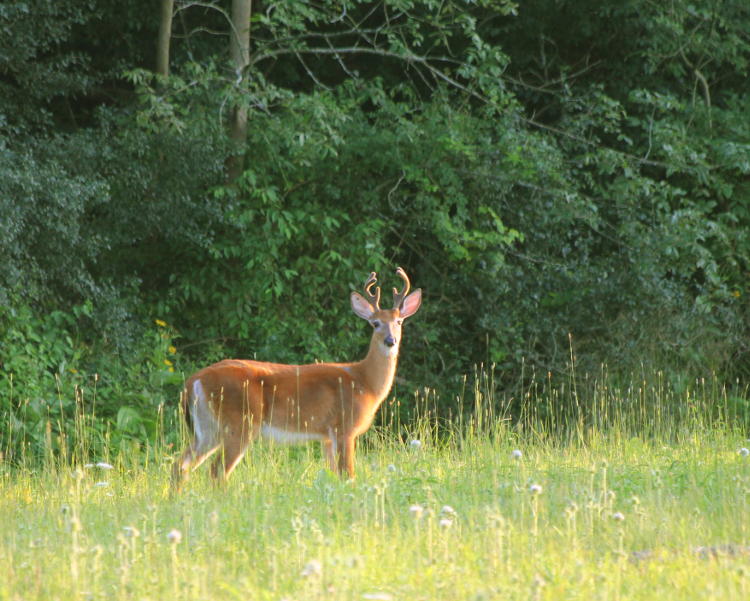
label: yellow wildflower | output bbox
[164,359,173,367]
[732,290,741,298]
[168,345,177,354]
[168,367,175,373]
[155,319,167,327]
[69,368,78,374]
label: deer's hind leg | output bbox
[209,406,260,482]
[171,380,222,490]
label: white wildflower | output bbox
[96,461,114,470]
[409,439,422,450]
[511,449,523,460]
[94,481,109,488]
[739,448,749,457]
[386,464,397,473]
[409,504,424,519]
[612,512,625,522]
[529,483,543,495]
[439,518,453,529]
[440,505,456,517]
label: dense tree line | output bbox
[1,0,749,457]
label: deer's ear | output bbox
[351,292,375,320]
[399,289,422,319]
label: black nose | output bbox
[384,335,397,347]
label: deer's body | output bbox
[172,269,421,488]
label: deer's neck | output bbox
[356,337,400,403]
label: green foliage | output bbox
[0,297,185,464]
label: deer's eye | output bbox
[371,320,381,328]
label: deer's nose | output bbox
[384,335,397,347]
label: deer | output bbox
[171,267,422,489]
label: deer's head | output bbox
[351,268,422,356]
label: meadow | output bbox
[3,372,750,601]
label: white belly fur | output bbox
[260,424,324,444]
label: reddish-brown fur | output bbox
[172,269,421,489]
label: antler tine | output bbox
[392,266,411,309]
[363,271,381,310]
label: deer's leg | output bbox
[337,435,356,479]
[322,437,338,472]
[171,435,220,490]
[171,380,221,491]
[209,415,257,482]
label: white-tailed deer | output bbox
[172,268,421,488]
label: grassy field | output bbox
[3,376,750,600]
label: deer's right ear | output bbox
[351,292,375,320]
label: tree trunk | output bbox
[227,0,252,182]
[156,0,174,77]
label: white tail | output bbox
[172,267,422,488]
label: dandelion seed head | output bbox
[409,504,424,519]
[739,447,749,457]
[439,518,453,529]
[409,439,422,450]
[612,511,625,522]
[511,449,523,460]
[529,483,543,495]
[167,529,182,544]
[386,464,397,473]
[440,505,456,516]
[301,559,322,578]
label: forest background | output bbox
[2,0,750,459]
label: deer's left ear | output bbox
[399,289,422,319]
[351,292,376,320]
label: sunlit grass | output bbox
[3,411,750,600]
[3,365,750,599]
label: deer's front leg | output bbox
[338,435,356,479]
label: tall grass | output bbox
[2,367,750,600]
